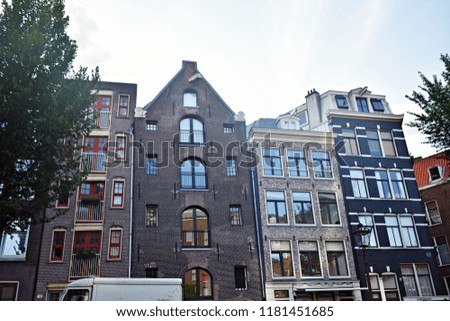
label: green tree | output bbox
[0,0,99,233]
[406,54,450,152]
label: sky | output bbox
[65,0,450,158]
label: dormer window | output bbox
[183,91,197,107]
[335,95,349,109]
[298,110,308,126]
[371,99,385,112]
[429,166,442,181]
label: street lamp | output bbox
[353,223,373,300]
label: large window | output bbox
[425,201,442,225]
[385,216,418,247]
[73,231,101,257]
[319,193,340,225]
[270,241,294,277]
[312,151,332,178]
[287,150,308,177]
[340,128,358,155]
[182,208,209,248]
[266,191,288,224]
[180,117,204,144]
[0,224,29,259]
[325,241,349,277]
[183,268,212,300]
[434,236,450,265]
[299,241,322,277]
[262,148,283,176]
[83,136,107,172]
[350,169,367,198]
[292,192,313,224]
[400,263,434,297]
[50,229,66,262]
[180,159,207,189]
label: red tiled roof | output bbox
[413,151,450,188]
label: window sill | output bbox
[180,188,209,192]
[181,247,212,251]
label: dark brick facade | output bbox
[132,61,262,300]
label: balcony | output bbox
[81,152,106,173]
[75,200,104,223]
[69,253,100,279]
[89,110,111,129]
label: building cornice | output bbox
[326,109,404,122]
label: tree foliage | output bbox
[406,54,450,152]
[0,0,99,233]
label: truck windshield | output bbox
[63,289,90,301]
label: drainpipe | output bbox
[128,125,134,278]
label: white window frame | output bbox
[350,169,368,198]
[0,224,30,260]
[269,240,295,279]
[298,240,323,278]
[318,192,341,226]
[265,190,289,225]
[425,200,442,225]
[292,191,314,225]
[324,240,350,278]
[262,147,284,177]
[117,94,130,118]
[311,150,333,179]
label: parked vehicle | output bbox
[60,277,183,301]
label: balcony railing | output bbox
[69,254,100,279]
[89,110,111,129]
[75,200,104,223]
[182,230,210,248]
[81,152,106,173]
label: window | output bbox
[180,118,204,144]
[270,241,294,277]
[312,151,332,178]
[283,120,298,130]
[356,97,369,112]
[262,148,283,176]
[287,150,308,177]
[180,159,207,189]
[235,266,247,290]
[226,157,237,176]
[292,192,313,224]
[223,124,234,133]
[274,290,290,300]
[90,95,111,129]
[434,236,450,265]
[146,155,158,175]
[182,208,209,248]
[389,170,407,199]
[101,96,111,106]
[146,268,158,278]
[380,130,396,156]
[183,268,212,300]
[115,135,126,161]
[118,95,129,117]
[108,228,122,260]
[358,215,377,247]
[146,120,158,131]
[429,166,442,181]
[335,95,349,109]
[400,263,434,297]
[325,241,349,277]
[183,91,197,107]
[145,205,158,227]
[425,201,442,225]
[229,205,242,226]
[266,191,288,224]
[0,283,18,301]
[371,98,385,111]
[50,229,66,262]
[83,136,107,172]
[385,216,418,247]
[73,231,101,257]
[298,110,308,126]
[340,128,358,155]
[319,193,340,225]
[112,180,125,208]
[0,224,29,259]
[299,241,322,277]
[350,169,367,198]
[367,130,382,156]
[375,170,391,198]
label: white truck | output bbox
[60,277,183,301]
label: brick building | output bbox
[414,151,450,294]
[33,81,137,300]
[132,61,262,300]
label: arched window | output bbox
[183,268,213,300]
[180,117,204,144]
[180,159,207,189]
[182,207,209,248]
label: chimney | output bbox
[305,88,322,124]
[182,60,198,71]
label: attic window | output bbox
[298,110,308,126]
[429,166,442,181]
[371,99,384,111]
[335,95,348,109]
[183,91,197,107]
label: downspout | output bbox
[251,165,266,299]
[128,124,134,278]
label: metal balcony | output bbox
[75,200,104,223]
[81,152,106,173]
[69,253,100,279]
